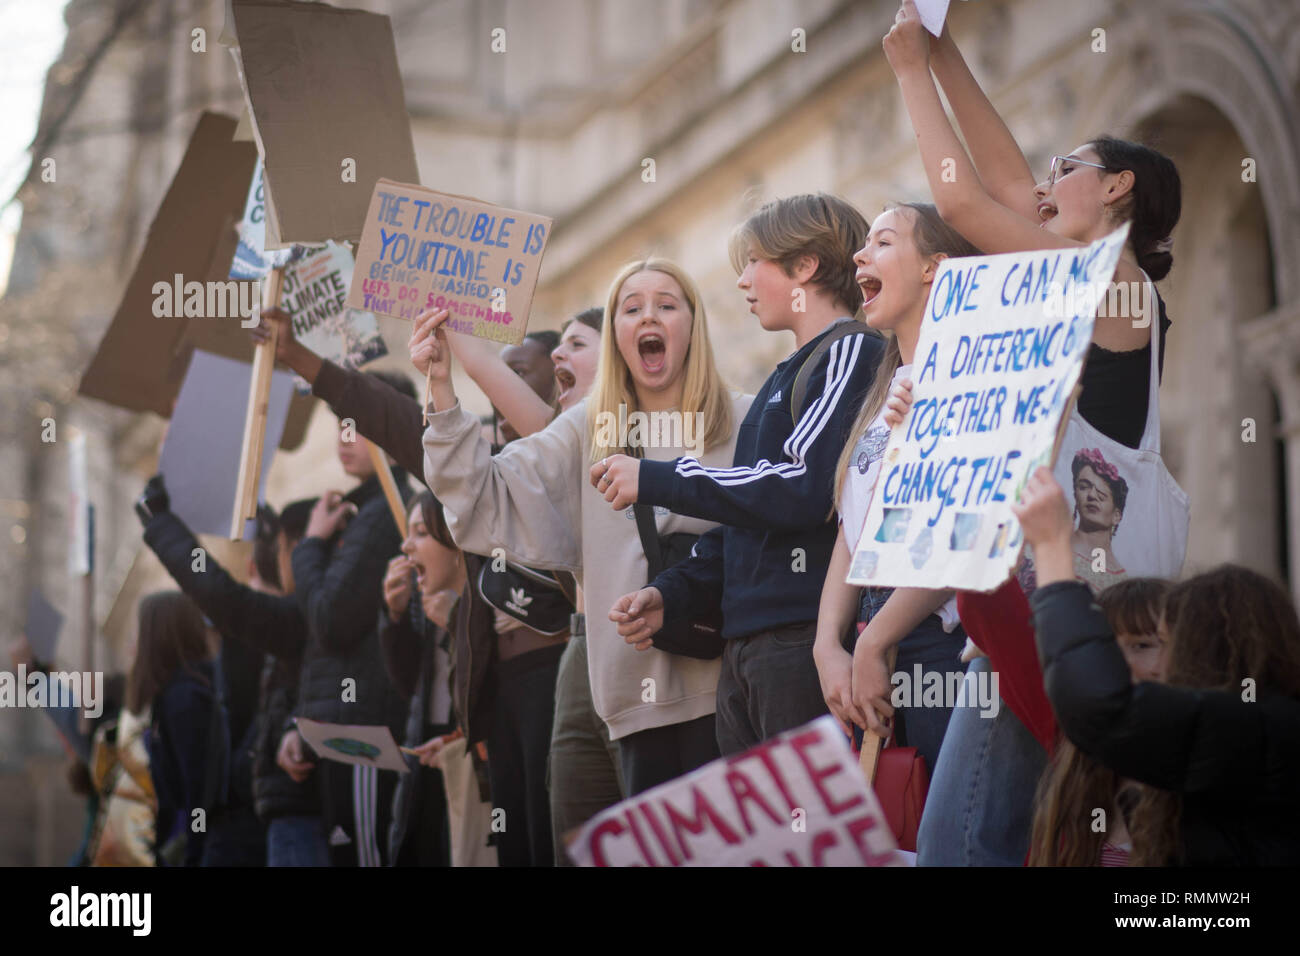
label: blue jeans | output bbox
[916,656,1047,866]
[852,588,966,777]
[266,815,330,867]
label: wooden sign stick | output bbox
[858,643,901,784]
[230,266,285,538]
[364,438,407,536]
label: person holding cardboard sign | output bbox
[814,203,981,780]
[882,1,1185,867]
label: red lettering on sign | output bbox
[789,730,865,816]
[723,766,783,835]
[663,786,741,861]
[845,813,896,866]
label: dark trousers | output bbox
[318,760,397,867]
[715,622,828,756]
[488,644,564,866]
[200,804,267,867]
[616,714,719,795]
[393,720,454,867]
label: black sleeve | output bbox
[1032,580,1300,801]
[292,497,402,654]
[312,360,427,480]
[143,511,306,659]
[379,605,422,701]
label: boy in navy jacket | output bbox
[597,194,882,755]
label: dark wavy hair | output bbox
[1129,565,1300,865]
[1089,136,1182,281]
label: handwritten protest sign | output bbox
[568,715,900,866]
[280,242,387,391]
[848,225,1129,592]
[295,718,409,774]
[346,180,552,345]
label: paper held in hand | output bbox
[847,225,1130,592]
[346,179,553,346]
[913,0,952,37]
[295,718,409,774]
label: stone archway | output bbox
[1086,2,1300,589]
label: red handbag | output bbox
[856,626,930,853]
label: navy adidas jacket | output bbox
[640,319,883,640]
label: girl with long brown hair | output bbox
[1016,467,1300,865]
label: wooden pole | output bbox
[365,438,407,536]
[858,643,900,784]
[78,504,94,738]
[230,267,285,538]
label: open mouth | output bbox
[1037,202,1058,225]
[554,366,576,392]
[858,275,883,308]
[637,332,666,373]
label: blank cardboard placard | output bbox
[346,180,552,345]
[25,590,65,664]
[230,0,420,245]
[296,718,409,774]
[79,112,257,417]
[159,350,294,539]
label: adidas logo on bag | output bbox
[506,587,533,617]
[768,389,783,404]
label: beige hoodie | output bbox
[422,394,752,740]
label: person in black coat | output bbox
[290,370,414,867]
[138,478,328,866]
[1014,466,1300,865]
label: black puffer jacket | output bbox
[1032,580,1300,866]
[143,510,315,822]
[290,472,410,737]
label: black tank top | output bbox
[1076,291,1170,449]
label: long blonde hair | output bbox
[587,258,733,462]
[832,203,982,511]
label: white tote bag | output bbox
[1047,277,1189,588]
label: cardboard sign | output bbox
[346,180,552,345]
[848,226,1129,591]
[25,590,64,664]
[568,716,900,867]
[229,0,420,245]
[914,0,952,36]
[229,163,298,280]
[295,718,409,774]
[158,350,293,539]
[78,112,256,417]
[281,242,387,390]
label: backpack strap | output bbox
[790,320,875,420]
[633,503,666,579]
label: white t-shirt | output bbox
[838,363,960,633]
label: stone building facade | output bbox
[0,0,1296,863]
